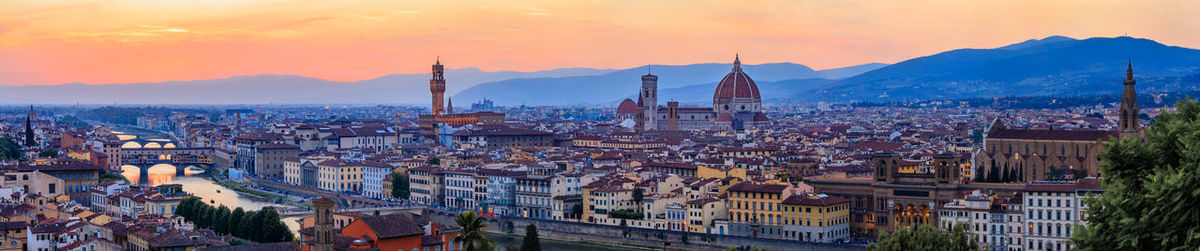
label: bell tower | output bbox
[1119,61,1140,139]
[934,153,960,184]
[873,152,899,183]
[640,67,658,131]
[430,58,447,116]
[312,197,336,251]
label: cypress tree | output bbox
[214,205,231,234]
[520,224,541,251]
[227,207,246,237]
[236,211,257,239]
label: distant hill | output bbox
[6,35,1198,106]
[0,67,616,105]
[809,36,1200,101]
[452,62,884,106]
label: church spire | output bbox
[1119,60,1140,139]
[1125,59,1133,82]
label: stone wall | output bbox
[423,209,864,251]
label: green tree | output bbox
[868,224,977,251]
[0,138,20,160]
[227,207,246,237]
[427,157,441,165]
[204,205,218,229]
[247,208,269,241]
[452,211,493,251]
[519,224,541,251]
[632,188,644,206]
[236,211,258,239]
[214,205,231,234]
[571,204,583,219]
[1070,98,1200,250]
[391,173,410,199]
[38,149,58,158]
[256,207,293,242]
[176,198,194,219]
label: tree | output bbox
[427,157,441,165]
[868,224,977,251]
[391,173,410,199]
[204,205,219,229]
[571,204,583,219]
[256,207,293,242]
[236,211,258,239]
[227,207,246,237]
[985,165,999,182]
[247,208,269,241]
[1071,98,1200,250]
[176,198,194,219]
[519,224,541,251]
[0,138,21,160]
[38,149,57,158]
[632,188,644,206]
[214,205,231,234]
[452,211,493,251]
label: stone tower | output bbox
[312,197,336,251]
[640,68,658,131]
[933,153,960,184]
[667,101,679,131]
[430,58,447,116]
[873,152,899,183]
[1119,61,1140,139]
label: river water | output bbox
[120,164,303,233]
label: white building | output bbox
[443,170,476,210]
[938,192,993,248]
[1023,178,1101,251]
[360,162,392,199]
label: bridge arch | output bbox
[121,142,143,148]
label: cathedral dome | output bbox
[713,55,761,101]
[616,98,638,114]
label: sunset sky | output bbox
[1,0,1198,86]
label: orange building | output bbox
[301,198,459,251]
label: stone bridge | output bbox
[120,147,215,175]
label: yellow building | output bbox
[697,165,747,180]
[726,182,793,226]
[780,194,851,243]
[583,186,636,225]
[144,184,191,217]
[317,159,364,193]
[686,197,727,233]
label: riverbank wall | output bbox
[422,209,864,251]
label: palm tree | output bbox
[453,211,494,251]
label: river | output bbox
[120,164,304,234]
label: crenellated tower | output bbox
[430,58,447,116]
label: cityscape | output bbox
[2,1,1199,251]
